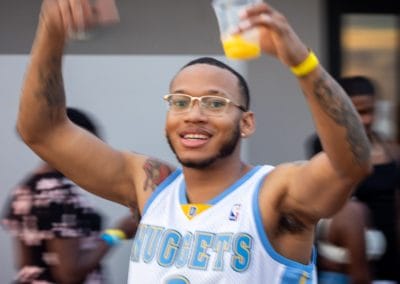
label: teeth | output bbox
[184,134,208,139]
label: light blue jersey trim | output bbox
[281,267,314,284]
[142,168,182,216]
[318,271,350,284]
[252,175,316,274]
[179,165,262,205]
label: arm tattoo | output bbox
[142,159,173,192]
[313,71,370,165]
[37,56,66,108]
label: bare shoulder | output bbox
[258,161,310,229]
[260,160,307,197]
[343,199,370,222]
[263,160,307,188]
[334,200,364,222]
[330,200,369,240]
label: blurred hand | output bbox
[114,210,140,239]
[38,0,98,40]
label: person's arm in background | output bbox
[45,213,138,284]
[9,214,137,284]
[13,241,35,271]
[335,201,372,284]
[1,187,37,277]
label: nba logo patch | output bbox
[189,206,197,217]
[229,204,241,221]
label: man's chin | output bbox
[178,156,217,169]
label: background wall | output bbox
[0,0,324,282]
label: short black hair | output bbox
[337,76,375,97]
[181,57,250,111]
[66,107,100,138]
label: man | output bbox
[17,0,371,283]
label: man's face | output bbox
[351,94,375,135]
[165,63,245,169]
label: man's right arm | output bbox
[17,0,141,209]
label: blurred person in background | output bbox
[2,107,138,284]
[314,197,385,284]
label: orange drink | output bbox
[212,0,262,60]
[222,34,260,60]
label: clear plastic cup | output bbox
[212,0,261,60]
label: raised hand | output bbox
[38,0,98,40]
[237,2,309,67]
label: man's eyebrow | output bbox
[207,89,228,96]
[170,89,187,94]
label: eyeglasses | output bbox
[163,94,247,115]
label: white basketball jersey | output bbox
[128,165,316,284]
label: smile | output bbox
[182,133,208,140]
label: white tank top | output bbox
[128,165,316,284]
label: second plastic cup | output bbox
[212,0,261,60]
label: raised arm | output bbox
[17,0,144,209]
[240,3,371,220]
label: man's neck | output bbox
[182,159,252,204]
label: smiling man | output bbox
[16,0,371,283]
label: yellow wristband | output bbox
[290,51,319,77]
[104,229,127,240]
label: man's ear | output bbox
[239,111,255,138]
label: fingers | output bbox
[236,2,281,33]
[57,0,74,35]
[240,2,274,18]
[70,0,84,30]
[40,0,97,39]
[69,0,96,39]
[233,2,308,66]
[80,0,97,28]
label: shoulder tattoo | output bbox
[142,159,173,192]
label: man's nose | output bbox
[184,100,208,120]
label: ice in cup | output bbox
[212,0,261,60]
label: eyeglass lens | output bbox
[167,94,229,114]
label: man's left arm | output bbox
[241,2,372,219]
[291,66,371,213]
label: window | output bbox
[327,0,400,140]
